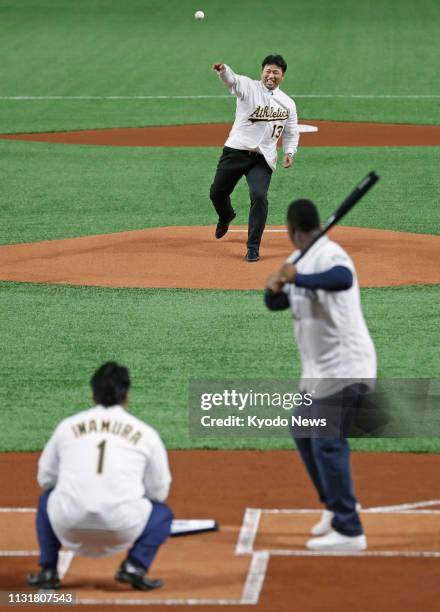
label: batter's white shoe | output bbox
[306,528,367,552]
[311,509,334,536]
[310,503,362,536]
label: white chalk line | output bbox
[366,499,440,512]
[265,550,440,558]
[0,94,439,101]
[235,508,261,555]
[0,550,76,573]
[74,551,270,605]
[0,507,36,512]
[261,506,440,515]
[75,598,243,605]
[74,550,268,605]
[229,229,287,233]
[0,507,266,606]
[240,551,270,605]
[0,550,38,556]
[1,502,439,604]
[233,504,440,560]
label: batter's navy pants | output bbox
[291,385,368,537]
[209,146,273,250]
[36,489,173,572]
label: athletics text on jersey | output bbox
[219,65,299,170]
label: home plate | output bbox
[171,519,218,536]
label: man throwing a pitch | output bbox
[210,54,299,262]
[265,199,377,551]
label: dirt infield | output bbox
[1,451,439,611]
[1,120,440,147]
[1,225,439,290]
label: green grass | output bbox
[0,282,439,452]
[1,141,439,245]
[1,98,439,135]
[0,0,439,132]
[1,0,439,459]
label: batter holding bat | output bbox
[210,54,299,262]
[265,175,379,551]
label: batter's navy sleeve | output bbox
[127,503,174,571]
[264,290,290,311]
[36,489,61,569]
[295,265,353,291]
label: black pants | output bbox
[209,147,273,250]
[291,384,368,537]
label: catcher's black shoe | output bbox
[215,210,236,239]
[27,567,61,590]
[245,247,260,262]
[115,560,162,591]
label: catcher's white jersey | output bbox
[285,237,377,396]
[38,405,171,557]
[219,65,299,170]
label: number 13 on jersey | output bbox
[271,124,283,139]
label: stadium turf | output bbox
[1,0,439,455]
[1,282,439,452]
[1,141,439,245]
[0,0,439,133]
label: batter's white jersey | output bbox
[285,236,377,397]
[38,405,171,557]
[219,65,299,170]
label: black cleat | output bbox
[215,211,236,239]
[27,567,61,590]
[115,560,163,591]
[245,248,260,262]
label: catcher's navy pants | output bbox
[36,489,61,568]
[36,489,173,571]
[291,385,366,537]
[127,503,173,570]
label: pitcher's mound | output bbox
[0,226,439,290]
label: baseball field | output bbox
[0,0,439,609]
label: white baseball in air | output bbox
[195,10,205,21]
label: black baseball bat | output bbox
[293,171,380,264]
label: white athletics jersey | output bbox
[38,405,171,557]
[219,65,299,170]
[285,237,377,396]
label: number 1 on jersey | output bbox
[96,440,106,474]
